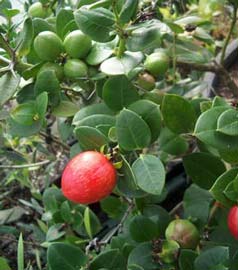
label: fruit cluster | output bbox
[33,29,92,80]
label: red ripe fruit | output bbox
[61,151,117,204]
[228,205,238,239]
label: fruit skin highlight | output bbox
[165,219,200,249]
[144,51,169,77]
[228,205,238,239]
[34,31,64,61]
[63,30,92,59]
[61,151,117,204]
[63,59,88,78]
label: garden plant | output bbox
[1,0,238,269]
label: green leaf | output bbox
[100,196,126,219]
[47,243,87,270]
[103,75,139,111]
[126,20,167,52]
[129,215,158,242]
[52,101,79,117]
[128,242,158,270]
[17,233,24,270]
[179,249,197,270]
[101,52,144,76]
[43,187,65,213]
[74,7,115,42]
[0,73,20,107]
[89,249,126,270]
[74,126,108,150]
[142,205,171,237]
[217,109,238,136]
[17,17,33,57]
[183,184,213,227]
[223,176,238,202]
[36,92,48,118]
[210,168,238,207]
[11,102,37,126]
[0,257,11,270]
[56,9,75,39]
[117,155,146,198]
[72,102,114,125]
[116,109,151,150]
[119,0,138,23]
[183,152,226,189]
[162,94,197,134]
[86,38,117,66]
[194,246,229,270]
[159,127,189,155]
[128,100,161,142]
[132,154,165,195]
[0,207,25,225]
[194,106,238,151]
[46,224,66,242]
[84,207,93,239]
[60,201,74,224]
[32,18,54,37]
[34,70,60,106]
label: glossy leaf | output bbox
[132,154,165,195]
[103,75,139,111]
[0,73,20,107]
[11,102,37,126]
[162,94,197,134]
[17,17,33,57]
[129,215,158,242]
[47,243,87,270]
[72,102,114,125]
[89,249,126,270]
[119,0,138,23]
[217,109,238,136]
[183,152,226,189]
[116,109,151,150]
[52,101,79,117]
[74,126,108,150]
[194,246,229,270]
[128,100,161,142]
[17,233,24,270]
[179,249,197,270]
[56,9,75,39]
[101,52,144,76]
[74,7,115,42]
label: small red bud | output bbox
[228,205,238,239]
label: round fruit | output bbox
[137,72,156,91]
[61,151,117,204]
[28,2,51,18]
[34,31,64,61]
[159,240,180,264]
[228,205,238,239]
[165,219,200,249]
[39,62,64,80]
[144,51,170,77]
[63,30,92,59]
[64,59,88,78]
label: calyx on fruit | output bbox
[34,31,64,61]
[228,205,238,239]
[28,2,51,18]
[61,151,117,204]
[159,240,180,264]
[137,72,155,91]
[63,30,92,59]
[63,59,88,78]
[144,51,170,77]
[165,219,199,249]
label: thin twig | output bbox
[39,131,70,151]
[0,160,51,169]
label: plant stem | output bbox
[172,33,177,83]
[220,5,237,66]
[0,160,51,169]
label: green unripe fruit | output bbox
[64,59,88,78]
[40,62,64,80]
[28,2,51,18]
[165,219,199,249]
[144,51,170,77]
[34,31,64,61]
[137,72,156,91]
[63,30,92,59]
[159,240,180,264]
